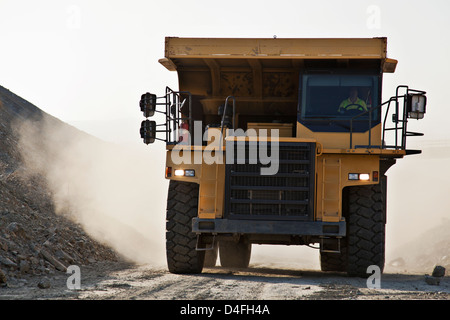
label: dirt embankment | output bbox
[0,85,121,288]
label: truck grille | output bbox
[225,142,315,220]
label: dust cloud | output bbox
[15,116,168,266]
[385,141,450,273]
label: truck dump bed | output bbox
[159,37,395,68]
[158,37,397,127]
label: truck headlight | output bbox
[407,93,426,119]
[174,169,185,176]
[359,173,370,181]
[348,173,370,181]
[173,169,195,177]
[140,92,156,118]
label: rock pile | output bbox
[0,85,120,288]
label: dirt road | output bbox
[1,260,448,301]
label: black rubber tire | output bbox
[320,243,348,272]
[219,240,252,268]
[346,183,385,277]
[166,180,204,274]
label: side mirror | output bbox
[140,120,156,144]
[140,92,156,118]
[407,94,426,119]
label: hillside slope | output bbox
[0,85,120,287]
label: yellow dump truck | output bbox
[139,37,427,276]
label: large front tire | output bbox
[166,180,204,274]
[346,183,385,277]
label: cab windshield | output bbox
[299,74,380,132]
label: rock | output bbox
[6,222,26,238]
[55,249,74,264]
[0,236,8,251]
[39,249,67,272]
[425,275,441,286]
[19,259,31,274]
[0,268,7,286]
[37,277,51,289]
[3,238,18,252]
[42,240,52,247]
[432,265,446,278]
[0,255,17,268]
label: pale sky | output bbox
[1,0,449,144]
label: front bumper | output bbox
[192,218,346,237]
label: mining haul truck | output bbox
[139,37,427,277]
